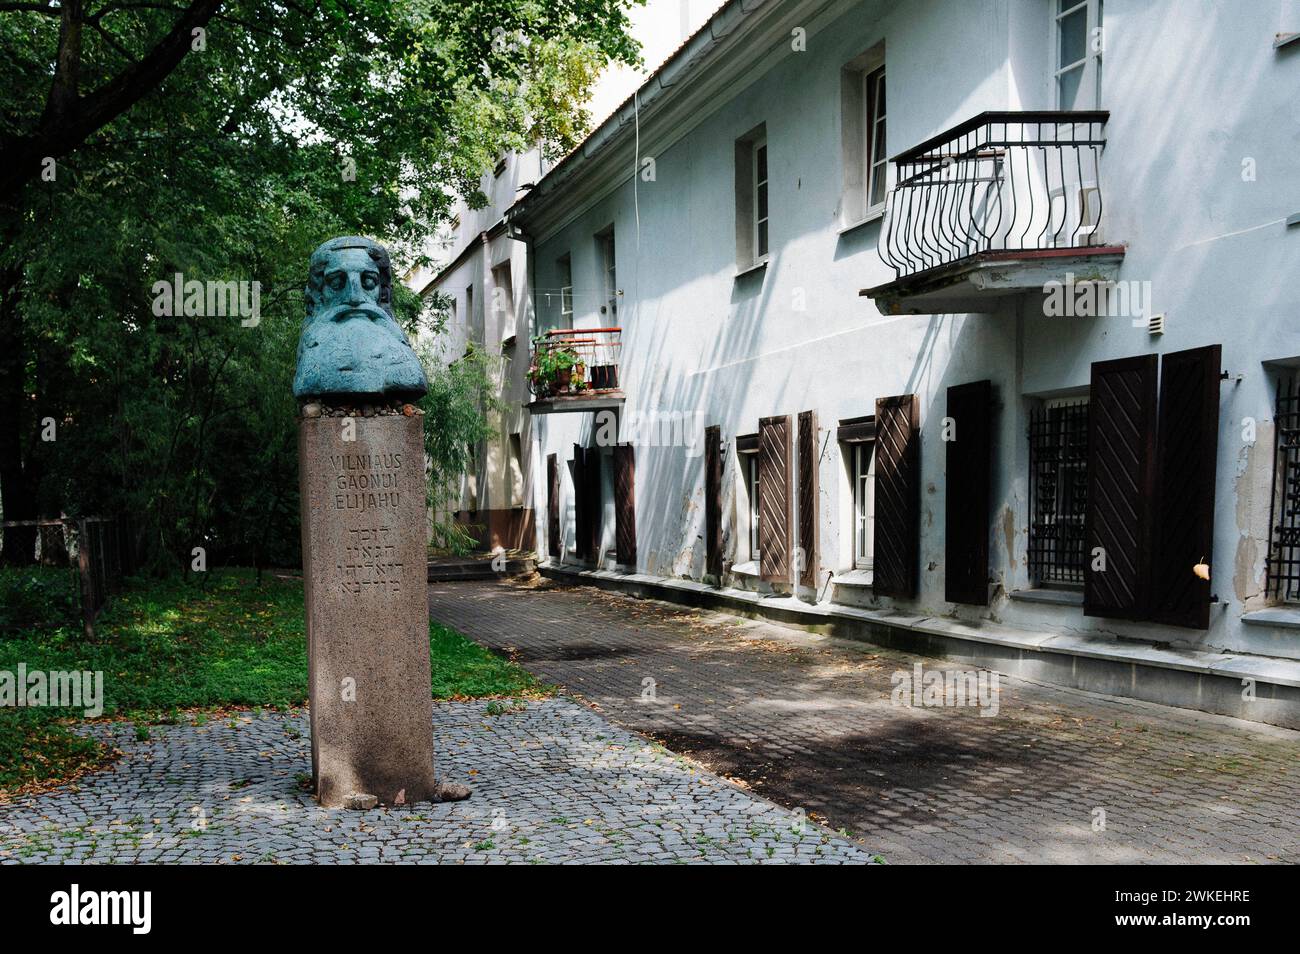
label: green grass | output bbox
[0,567,548,794]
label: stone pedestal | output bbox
[298,411,438,807]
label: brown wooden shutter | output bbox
[547,453,559,557]
[614,443,637,567]
[945,380,992,605]
[571,444,588,561]
[797,410,819,587]
[1151,345,1221,629]
[1085,354,1158,619]
[873,393,920,598]
[758,414,793,583]
[584,448,602,562]
[705,425,723,579]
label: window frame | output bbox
[863,65,888,215]
[752,135,769,263]
[852,441,876,570]
[556,253,573,329]
[491,262,514,343]
[597,228,617,319]
[747,453,761,561]
[507,432,525,510]
[1267,370,1300,604]
[1054,0,1103,110]
[1027,395,1090,587]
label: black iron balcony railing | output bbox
[528,327,622,400]
[879,111,1109,280]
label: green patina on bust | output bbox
[293,236,429,401]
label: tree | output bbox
[0,0,640,566]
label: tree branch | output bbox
[0,0,224,204]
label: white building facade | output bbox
[501,0,1299,723]
[413,150,549,552]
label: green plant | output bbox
[0,570,551,793]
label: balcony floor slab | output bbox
[526,391,626,415]
[862,246,1126,315]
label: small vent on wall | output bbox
[1147,313,1166,336]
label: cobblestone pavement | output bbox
[0,699,871,864]
[429,578,1300,864]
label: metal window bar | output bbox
[1267,375,1300,601]
[1027,401,1089,585]
[879,111,1108,280]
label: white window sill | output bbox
[1241,607,1300,629]
[1009,587,1084,607]
[831,569,874,588]
[735,259,768,280]
[837,208,885,235]
[731,560,761,578]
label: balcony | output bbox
[525,327,624,415]
[862,111,1125,315]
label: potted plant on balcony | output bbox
[530,338,581,396]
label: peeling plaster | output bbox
[1234,421,1273,609]
[1001,505,1017,572]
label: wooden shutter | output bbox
[584,448,602,562]
[797,410,819,587]
[945,380,992,605]
[1085,354,1158,619]
[547,453,559,557]
[758,415,793,583]
[571,444,588,561]
[705,425,723,579]
[873,393,920,597]
[614,443,637,567]
[1151,345,1221,628]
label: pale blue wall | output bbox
[526,0,1300,658]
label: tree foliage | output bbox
[0,0,640,569]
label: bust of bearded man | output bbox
[292,236,429,401]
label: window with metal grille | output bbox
[1267,373,1300,602]
[1028,399,1089,585]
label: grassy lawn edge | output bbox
[0,568,552,798]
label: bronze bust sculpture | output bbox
[293,236,429,400]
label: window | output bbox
[557,254,573,328]
[465,441,479,511]
[733,124,768,268]
[1268,372,1300,602]
[597,229,617,318]
[863,66,887,212]
[1027,398,1089,585]
[746,454,761,561]
[1055,0,1102,109]
[465,283,480,345]
[507,433,525,509]
[852,442,876,569]
[491,263,514,338]
[752,136,769,260]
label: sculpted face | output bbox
[292,237,429,400]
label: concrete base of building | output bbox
[538,560,1300,731]
[427,553,537,582]
[451,508,535,552]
